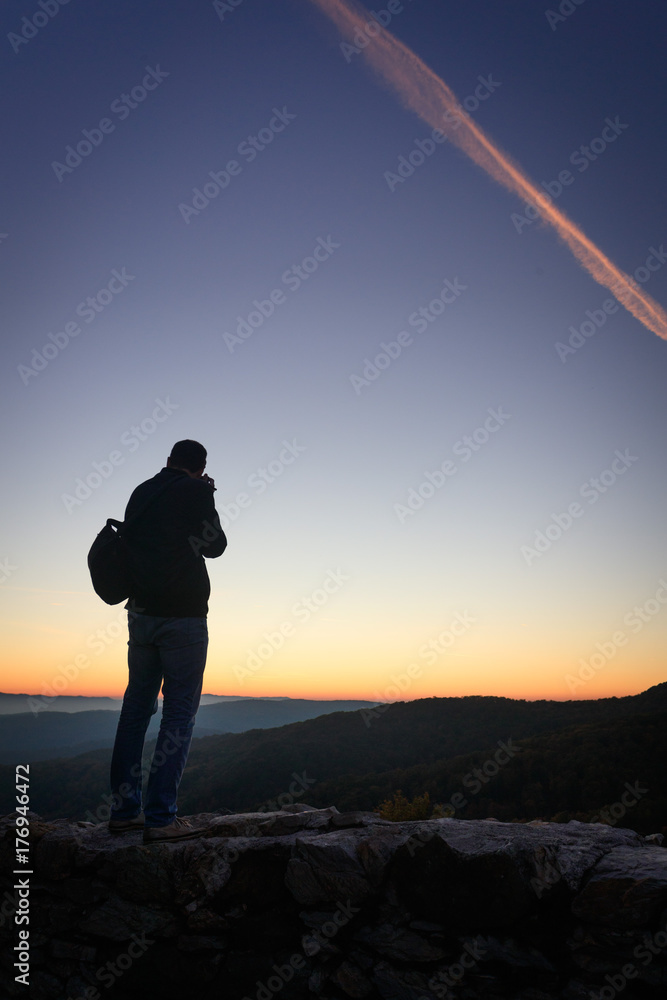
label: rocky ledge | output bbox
[1,806,667,999]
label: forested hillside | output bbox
[2,686,665,832]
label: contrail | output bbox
[307,0,667,341]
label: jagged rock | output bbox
[57,875,108,908]
[562,980,603,999]
[357,832,400,889]
[64,975,93,1000]
[300,906,351,928]
[202,805,340,838]
[572,844,667,927]
[33,825,80,881]
[389,828,534,929]
[99,842,178,903]
[331,811,394,829]
[352,923,448,962]
[477,934,557,970]
[308,967,327,993]
[332,958,375,997]
[184,904,229,932]
[371,960,440,1000]
[33,899,87,936]
[408,918,447,933]
[2,810,667,1000]
[175,839,234,906]
[176,932,228,951]
[49,938,97,961]
[253,805,341,837]
[79,895,179,939]
[286,832,374,905]
[25,970,64,1000]
[302,930,342,958]
[515,991,558,1000]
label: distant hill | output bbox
[0,691,290,715]
[0,693,124,715]
[3,684,666,830]
[195,698,380,733]
[0,698,379,763]
[303,711,667,833]
[175,684,667,814]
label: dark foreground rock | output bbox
[1,807,666,999]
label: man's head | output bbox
[167,440,207,477]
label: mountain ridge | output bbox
[0,697,380,762]
[3,683,666,829]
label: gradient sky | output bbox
[2,0,666,704]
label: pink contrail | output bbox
[308,0,667,341]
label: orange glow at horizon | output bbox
[2,642,663,705]
[3,589,664,706]
[0,677,659,703]
[308,0,667,342]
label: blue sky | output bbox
[2,0,666,702]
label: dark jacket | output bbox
[123,466,227,617]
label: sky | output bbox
[2,0,666,704]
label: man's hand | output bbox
[200,473,216,491]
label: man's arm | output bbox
[203,512,227,559]
[192,480,227,558]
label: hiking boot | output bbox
[108,813,145,834]
[143,817,202,844]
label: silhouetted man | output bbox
[108,439,227,842]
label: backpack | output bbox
[87,477,179,605]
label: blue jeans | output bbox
[109,613,208,827]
